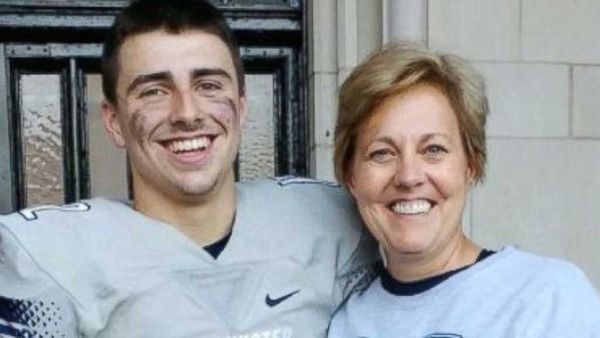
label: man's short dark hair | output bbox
[101,0,245,104]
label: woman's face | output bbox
[348,83,472,266]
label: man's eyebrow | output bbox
[125,71,172,96]
[191,68,233,81]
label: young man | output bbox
[0,1,375,337]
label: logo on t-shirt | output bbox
[265,290,300,307]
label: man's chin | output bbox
[175,175,224,197]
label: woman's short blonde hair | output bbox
[334,43,489,185]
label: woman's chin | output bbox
[385,241,432,261]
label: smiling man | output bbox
[103,28,243,245]
[0,1,375,337]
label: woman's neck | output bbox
[386,233,481,282]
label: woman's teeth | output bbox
[391,199,432,215]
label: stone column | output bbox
[383,0,428,45]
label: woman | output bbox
[328,43,600,337]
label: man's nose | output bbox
[169,89,204,124]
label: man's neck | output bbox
[132,176,237,247]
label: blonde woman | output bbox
[328,43,600,337]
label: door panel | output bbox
[7,56,83,209]
[239,73,276,180]
[19,73,65,205]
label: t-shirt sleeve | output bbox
[544,264,600,335]
[0,222,80,337]
[514,260,600,336]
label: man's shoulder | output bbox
[238,176,356,223]
[235,176,370,253]
[238,176,351,205]
[0,198,141,262]
[239,175,341,189]
[0,197,130,230]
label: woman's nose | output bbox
[393,153,426,189]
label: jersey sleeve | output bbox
[333,227,378,305]
[305,180,379,307]
[276,177,380,305]
[0,222,80,338]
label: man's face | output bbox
[102,29,246,202]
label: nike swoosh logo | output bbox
[265,290,300,307]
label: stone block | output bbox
[357,0,382,60]
[309,0,337,72]
[474,62,569,137]
[313,144,336,182]
[311,73,338,146]
[429,0,520,60]
[573,66,600,137]
[522,0,600,63]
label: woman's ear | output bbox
[101,100,126,148]
[345,172,357,197]
[467,162,479,186]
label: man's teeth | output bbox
[168,137,210,153]
[391,200,432,215]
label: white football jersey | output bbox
[0,177,376,337]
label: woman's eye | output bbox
[423,144,448,157]
[369,148,396,164]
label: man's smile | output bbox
[165,136,213,154]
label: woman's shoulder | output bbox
[489,246,598,302]
[497,246,588,281]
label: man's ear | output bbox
[101,100,126,148]
[239,93,248,127]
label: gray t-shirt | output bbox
[328,246,600,338]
